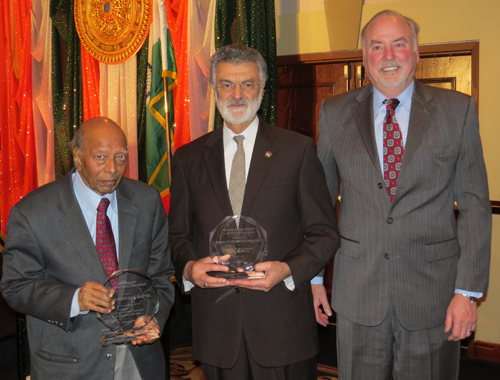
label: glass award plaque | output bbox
[97,269,160,347]
[208,216,267,279]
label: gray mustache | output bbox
[226,99,250,106]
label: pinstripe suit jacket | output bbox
[317,81,491,330]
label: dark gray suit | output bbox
[1,171,175,380]
[317,81,491,377]
[169,119,340,369]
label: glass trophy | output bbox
[97,269,160,347]
[208,216,267,279]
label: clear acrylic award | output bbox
[208,216,267,279]
[97,269,160,347]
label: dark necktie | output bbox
[96,198,118,277]
[229,135,245,225]
[383,98,404,202]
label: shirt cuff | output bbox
[183,277,195,292]
[283,275,295,291]
[455,289,483,299]
[70,288,89,318]
[311,276,324,285]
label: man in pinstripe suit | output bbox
[312,10,491,380]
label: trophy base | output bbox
[207,271,266,279]
[100,329,159,347]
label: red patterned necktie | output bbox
[383,98,404,202]
[96,198,118,277]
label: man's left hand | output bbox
[445,294,477,341]
[229,261,291,292]
[132,317,161,345]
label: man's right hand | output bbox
[312,284,332,327]
[78,281,115,314]
[184,256,231,289]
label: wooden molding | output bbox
[491,201,500,215]
[468,340,500,363]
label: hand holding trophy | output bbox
[97,269,160,347]
[208,216,267,279]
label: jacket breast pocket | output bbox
[36,349,79,363]
[337,236,361,259]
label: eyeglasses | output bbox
[216,81,261,93]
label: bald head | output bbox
[71,117,127,153]
[72,117,128,195]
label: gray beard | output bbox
[216,91,263,126]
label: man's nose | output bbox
[384,46,394,60]
[232,84,243,99]
[105,159,117,173]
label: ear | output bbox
[73,148,82,170]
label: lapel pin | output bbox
[265,151,272,158]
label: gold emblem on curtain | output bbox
[75,0,151,64]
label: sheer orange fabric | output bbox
[81,45,101,120]
[165,0,191,149]
[0,0,37,234]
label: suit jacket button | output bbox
[387,217,393,224]
[106,353,113,359]
[234,288,240,293]
[378,183,383,189]
[384,253,390,260]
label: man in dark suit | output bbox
[169,44,340,380]
[1,117,175,380]
[312,10,491,380]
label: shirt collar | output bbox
[73,170,117,214]
[223,116,259,149]
[373,80,415,113]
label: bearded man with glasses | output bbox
[168,44,340,380]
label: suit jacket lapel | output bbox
[241,119,277,216]
[353,85,382,177]
[117,181,138,270]
[57,173,108,281]
[400,81,436,173]
[204,127,233,216]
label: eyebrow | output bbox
[219,79,256,83]
[370,37,408,45]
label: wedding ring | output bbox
[467,330,471,334]
[204,282,208,288]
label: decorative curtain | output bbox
[0,0,278,234]
[0,0,37,234]
[165,0,191,149]
[214,0,277,129]
[50,0,83,178]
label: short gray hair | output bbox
[361,10,420,52]
[210,44,268,87]
[70,127,85,153]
